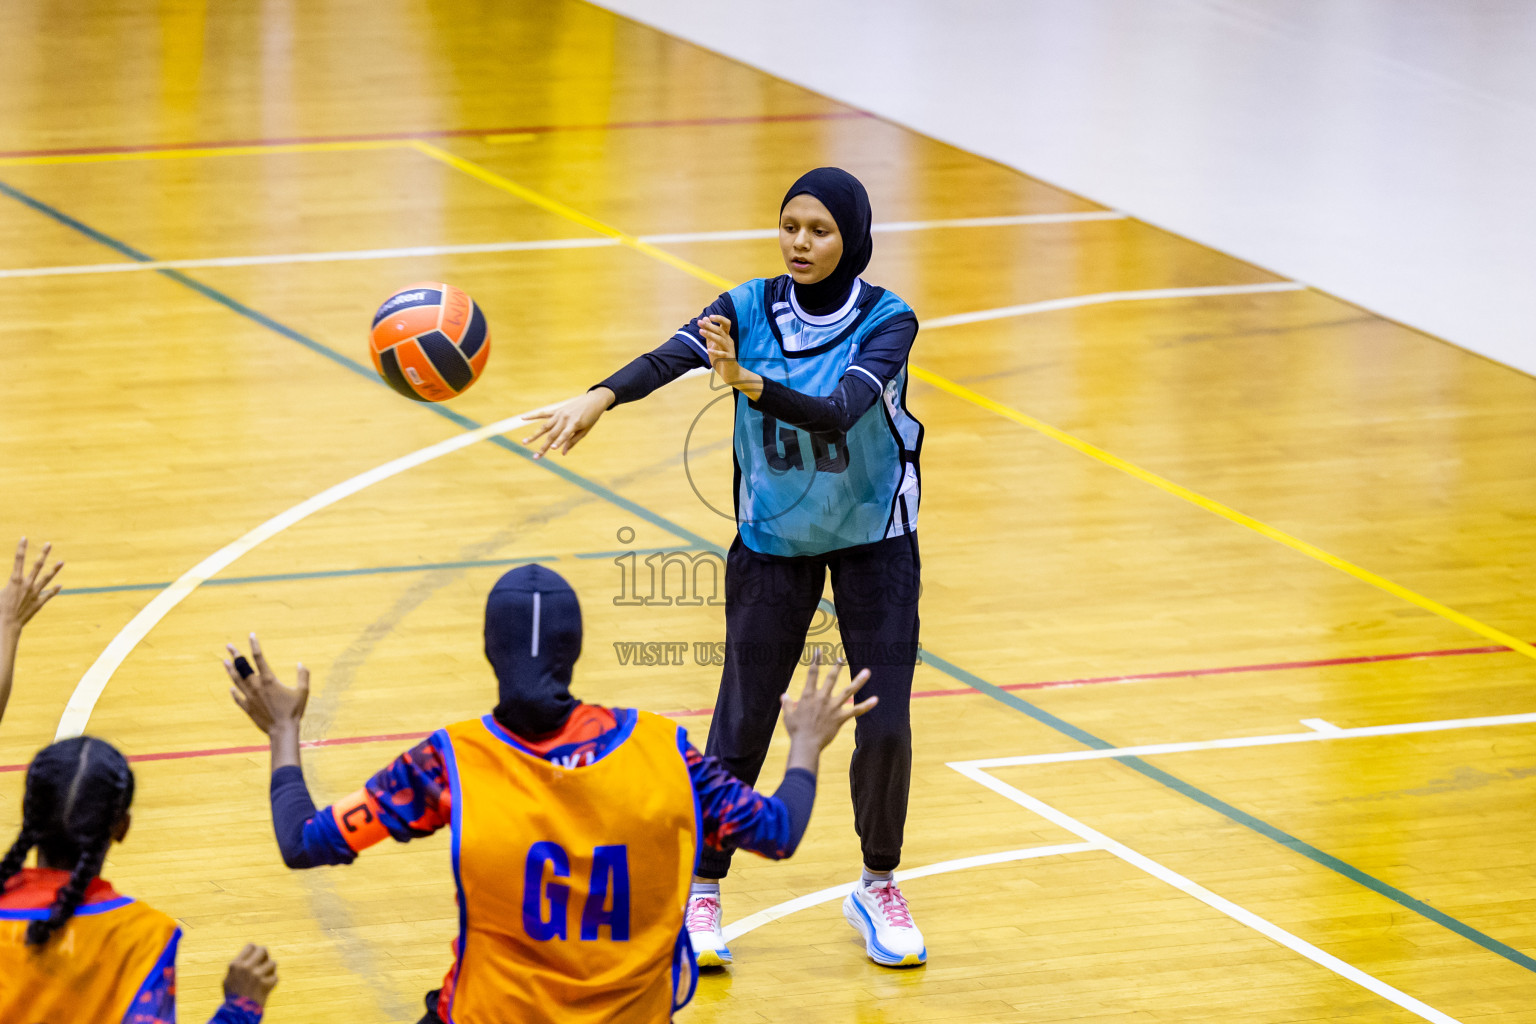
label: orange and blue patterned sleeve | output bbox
[683,744,816,859]
[353,735,454,841]
[123,930,263,1024]
[271,736,452,869]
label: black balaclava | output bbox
[485,564,582,738]
[780,167,873,316]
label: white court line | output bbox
[873,210,1126,232]
[642,210,1127,244]
[1299,717,1342,733]
[0,211,1125,280]
[950,710,1536,771]
[55,414,529,740]
[950,765,1462,1024]
[720,842,1098,944]
[923,280,1307,329]
[0,239,621,279]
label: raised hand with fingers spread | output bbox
[0,537,64,726]
[224,633,310,771]
[781,651,877,774]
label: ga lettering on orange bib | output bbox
[435,710,699,1024]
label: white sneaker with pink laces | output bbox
[843,878,926,966]
[686,892,732,966]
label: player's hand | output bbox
[225,634,309,736]
[222,943,278,1006]
[1,538,63,639]
[781,649,876,753]
[520,388,614,459]
[698,316,743,384]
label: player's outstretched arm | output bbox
[0,537,64,726]
[225,635,331,869]
[780,650,877,776]
[224,637,446,868]
[519,296,729,459]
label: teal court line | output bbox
[59,555,558,596]
[573,547,715,559]
[3,174,1529,977]
[58,547,707,596]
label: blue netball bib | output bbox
[729,278,923,557]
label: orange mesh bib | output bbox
[0,877,179,1024]
[438,711,698,1024]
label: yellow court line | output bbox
[406,139,734,290]
[0,139,406,167]
[909,366,1536,661]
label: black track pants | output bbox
[697,531,920,878]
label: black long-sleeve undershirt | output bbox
[752,375,878,434]
[270,765,343,869]
[594,334,711,406]
[773,767,817,854]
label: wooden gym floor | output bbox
[2,2,1534,1021]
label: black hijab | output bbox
[485,564,582,738]
[780,167,873,315]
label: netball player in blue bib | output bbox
[523,168,926,968]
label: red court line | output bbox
[0,708,718,772]
[3,640,1518,773]
[0,111,872,160]
[909,641,1516,700]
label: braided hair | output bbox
[0,736,135,946]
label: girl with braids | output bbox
[0,736,278,1023]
